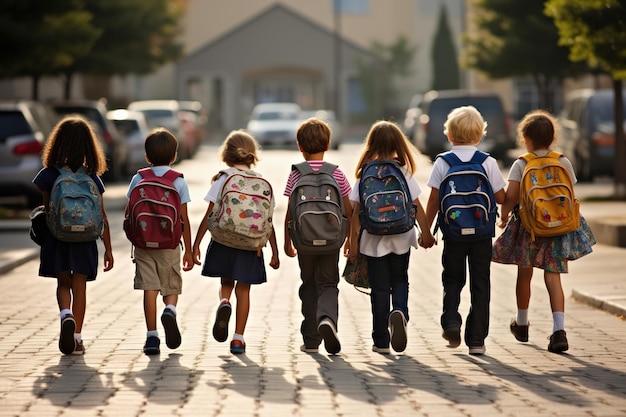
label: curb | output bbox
[0,248,39,276]
[571,289,626,319]
[586,218,626,248]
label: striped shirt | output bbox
[283,160,352,197]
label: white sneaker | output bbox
[372,345,390,354]
[469,345,486,355]
[300,344,319,354]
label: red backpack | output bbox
[123,168,183,249]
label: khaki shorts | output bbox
[133,247,182,296]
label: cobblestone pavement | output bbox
[0,144,625,417]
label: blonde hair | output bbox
[355,120,418,178]
[212,130,260,182]
[443,106,487,145]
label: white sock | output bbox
[165,304,177,315]
[147,330,159,338]
[552,312,565,333]
[516,309,529,326]
[74,333,82,343]
[233,333,245,342]
[60,309,72,320]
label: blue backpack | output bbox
[435,151,497,242]
[46,166,104,242]
[358,160,416,235]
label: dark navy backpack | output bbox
[358,160,416,235]
[435,151,497,242]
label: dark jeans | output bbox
[440,239,491,347]
[297,251,340,348]
[366,252,410,348]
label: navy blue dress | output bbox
[201,240,267,284]
[32,167,105,281]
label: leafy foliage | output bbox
[431,4,460,90]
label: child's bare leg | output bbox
[163,294,178,308]
[70,273,88,333]
[56,271,72,311]
[516,266,533,310]
[234,283,250,335]
[544,271,565,312]
[220,277,235,301]
[144,290,159,331]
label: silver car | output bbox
[0,100,57,208]
[246,103,302,148]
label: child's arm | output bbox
[342,196,352,257]
[425,187,439,231]
[348,202,360,261]
[415,199,435,248]
[192,202,214,265]
[499,181,520,228]
[180,203,194,271]
[100,201,114,272]
[268,227,280,269]
[283,205,296,257]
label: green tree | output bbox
[64,0,185,98]
[356,35,417,121]
[432,4,460,90]
[0,0,100,99]
[546,0,626,195]
[464,0,586,110]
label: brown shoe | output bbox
[71,340,85,355]
[510,319,529,342]
[548,330,569,353]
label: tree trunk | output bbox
[613,78,626,198]
[64,72,73,99]
[31,75,39,100]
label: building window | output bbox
[333,0,369,14]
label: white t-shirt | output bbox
[349,166,422,257]
[426,145,507,193]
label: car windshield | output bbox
[255,110,298,121]
[112,119,139,136]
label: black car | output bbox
[412,90,514,162]
[559,88,626,181]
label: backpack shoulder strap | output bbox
[138,167,156,180]
[469,151,489,165]
[162,169,183,182]
[519,152,537,163]
[438,152,462,167]
[293,162,314,176]
[546,150,563,160]
[318,162,338,176]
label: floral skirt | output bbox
[492,213,596,273]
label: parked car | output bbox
[412,90,513,161]
[300,109,343,149]
[559,88,626,181]
[179,100,208,151]
[402,93,423,139]
[107,109,151,174]
[127,100,194,160]
[0,100,57,207]
[246,102,302,148]
[50,99,128,181]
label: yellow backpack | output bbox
[518,151,580,240]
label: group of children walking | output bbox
[33,107,595,357]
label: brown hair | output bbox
[296,117,331,154]
[517,109,558,149]
[212,130,260,182]
[41,115,107,175]
[355,120,418,178]
[145,128,179,166]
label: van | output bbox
[559,89,626,181]
[412,90,513,161]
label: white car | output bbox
[246,103,302,148]
[107,109,151,174]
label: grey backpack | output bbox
[287,162,348,255]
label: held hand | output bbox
[498,212,510,229]
[103,250,114,272]
[284,243,296,258]
[182,251,194,271]
[418,232,436,249]
[192,247,203,265]
[269,253,280,269]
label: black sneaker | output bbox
[59,314,76,355]
[548,330,569,353]
[389,310,407,353]
[510,319,529,342]
[143,336,161,355]
[442,325,461,348]
[213,300,232,342]
[161,308,181,349]
[318,318,341,355]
